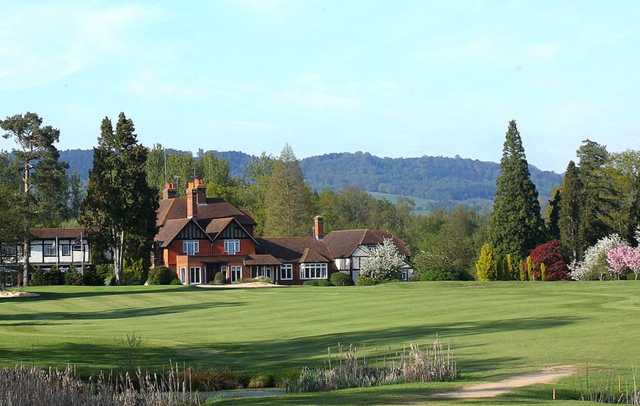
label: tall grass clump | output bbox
[286,339,457,392]
[577,366,640,404]
[0,364,202,406]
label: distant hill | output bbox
[59,149,562,212]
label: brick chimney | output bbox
[313,215,324,240]
[162,183,177,200]
[186,178,207,218]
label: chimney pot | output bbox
[186,178,206,218]
[313,216,324,240]
[162,183,177,200]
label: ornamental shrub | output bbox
[96,263,115,286]
[146,267,176,285]
[31,266,63,286]
[606,245,640,279]
[64,267,83,285]
[82,267,104,285]
[570,234,624,280]
[360,238,406,282]
[529,240,570,281]
[475,243,495,281]
[213,271,227,285]
[247,374,274,389]
[355,275,378,286]
[330,272,353,286]
[123,259,147,285]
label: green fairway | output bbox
[1,282,639,405]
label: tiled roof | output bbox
[205,217,234,236]
[154,218,190,247]
[299,247,330,263]
[30,228,87,239]
[156,197,255,226]
[244,254,282,266]
[256,236,332,262]
[258,229,411,262]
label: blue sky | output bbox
[0,0,638,172]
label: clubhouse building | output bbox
[154,178,412,285]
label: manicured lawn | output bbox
[1,282,639,405]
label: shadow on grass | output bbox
[6,285,207,302]
[0,315,578,380]
[0,301,244,323]
[203,316,580,374]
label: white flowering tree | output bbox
[570,234,625,280]
[360,238,406,282]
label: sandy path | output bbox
[431,365,577,399]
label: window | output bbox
[280,263,293,280]
[183,240,199,255]
[251,266,272,279]
[300,263,328,279]
[179,268,186,284]
[230,265,242,282]
[61,244,71,256]
[224,239,240,255]
[44,243,57,257]
[190,267,202,284]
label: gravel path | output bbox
[431,365,577,399]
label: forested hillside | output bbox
[59,149,561,211]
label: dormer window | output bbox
[183,240,199,256]
[224,239,240,255]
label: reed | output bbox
[286,339,457,392]
[0,363,202,406]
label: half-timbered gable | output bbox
[176,221,209,241]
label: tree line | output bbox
[475,120,640,281]
[3,111,637,285]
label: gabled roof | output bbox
[323,229,411,258]
[154,218,213,248]
[206,217,259,245]
[205,217,234,235]
[299,247,330,263]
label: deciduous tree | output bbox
[263,145,314,237]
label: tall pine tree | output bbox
[263,145,314,237]
[490,120,546,260]
[81,113,158,283]
[544,187,561,240]
[558,161,582,261]
[1,112,67,285]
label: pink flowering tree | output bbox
[607,245,640,279]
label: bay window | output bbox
[300,263,328,279]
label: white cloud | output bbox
[127,70,206,99]
[274,73,362,112]
[0,3,165,89]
